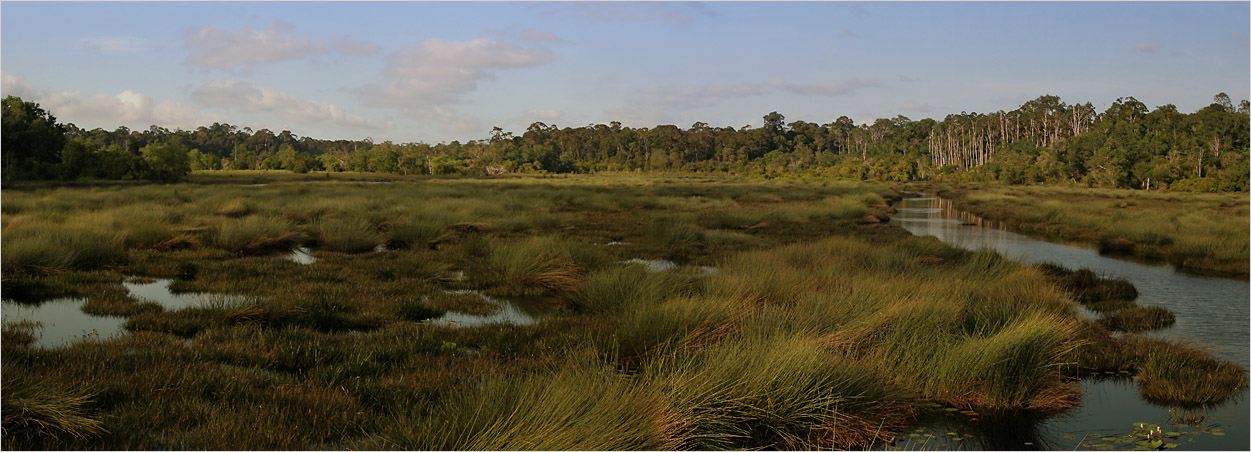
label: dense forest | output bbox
[3,93,1248,191]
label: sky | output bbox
[2,1,1248,144]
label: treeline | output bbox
[3,93,1248,190]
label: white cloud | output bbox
[2,72,38,99]
[193,79,389,130]
[358,37,553,109]
[184,20,328,74]
[332,37,381,56]
[81,37,148,53]
[2,73,219,130]
[519,29,562,43]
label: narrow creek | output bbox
[891,194,1249,450]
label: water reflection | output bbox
[892,195,1249,451]
[286,246,317,265]
[428,290,539,328]
[622,258,719,276]
[1,298,126,348]
[123,278,258,311]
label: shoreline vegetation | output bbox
[930,184,1249,276]
[4,93,1249,193]
[2,174,1245,450]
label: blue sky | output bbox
[3,1,1247,143]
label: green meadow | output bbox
[2,173,1245,450]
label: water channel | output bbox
[892,194,1249,450]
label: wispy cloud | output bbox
[519,29,562,43]
[184,21,327,75]
[331,37,381,56]
[193,79,389,130]
[81,37,148,53]
[530,3,694,24]
[358,37,554,109]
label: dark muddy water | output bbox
[892,195,1248,450]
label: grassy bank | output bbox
[930,184,1249,275]
[2,174,1243,449]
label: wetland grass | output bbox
[3,174,1242,450]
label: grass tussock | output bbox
[1096,304,1176,333]
[479,236,604,296]
[378,356,686,450]
[307,216,381,253]
[204,216,300,255]
[1,225,125,276]
[646,334,916,450]
[1036,263,1139,303]
[1137,347,1249,406]
[1,371,105,440]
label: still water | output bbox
[892,195,1249,450]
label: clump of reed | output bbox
[376,356,685,450]
[306,217,381,253]
[1036,263,1138,303]
[215,198,253,217]
[645,216,705,250]
[573,266,688,314]
[645,334,916,449]
[2,320,40,346]
[1096,305,1176,333]
[203,216,300,256]
[1072,329,1248,406]
[1,369,105,440]
[0,224,126,276]
[384,214,446,249]
[1136,342,1249,406]
[611,294,745,362]
[479,236,605,296]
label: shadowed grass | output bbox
[645,334,916,450]
[1,369,105,441]
[375,355,686,450]
[1096,305,1177,333]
